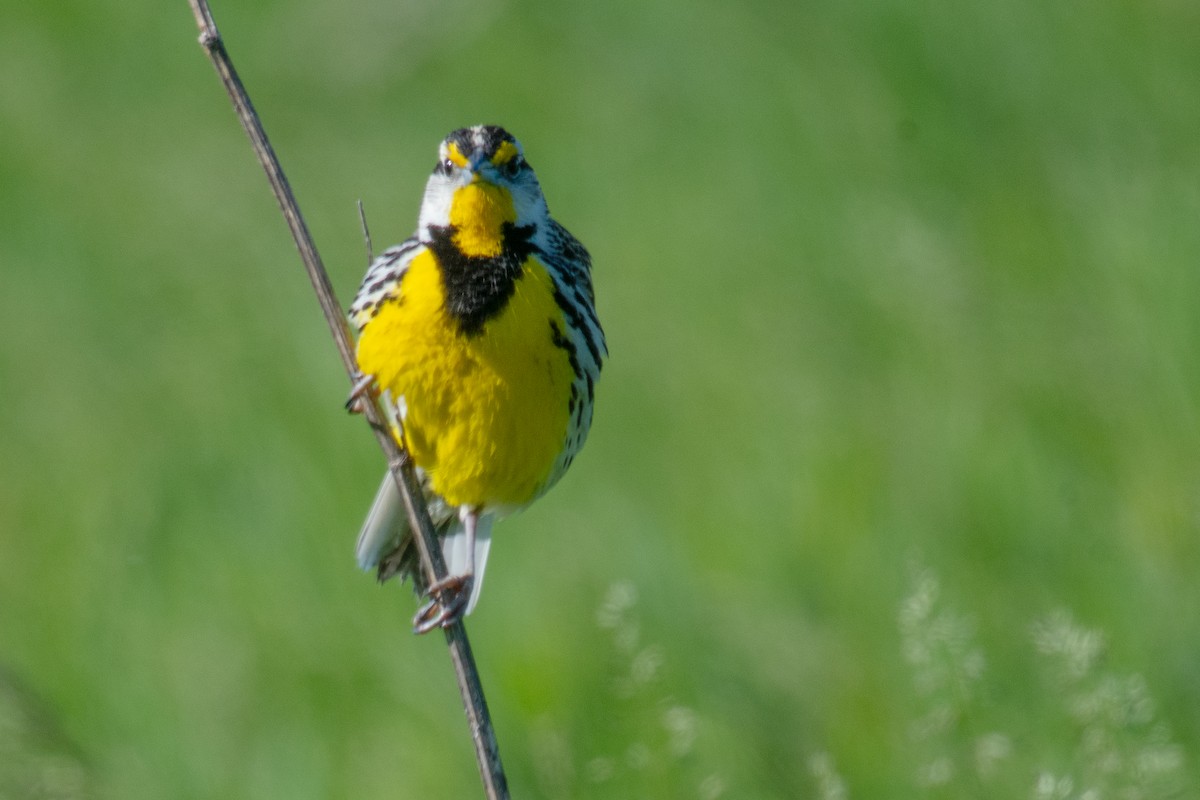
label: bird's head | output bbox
[418,125,547,255]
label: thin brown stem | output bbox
[357,200,374,264]
[185,4,509,798]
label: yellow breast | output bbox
[355,249,575,510]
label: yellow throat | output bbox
[449,180,516,258]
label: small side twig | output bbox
[185,4,508,798]
[357,199,374,264]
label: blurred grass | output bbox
[1,0,1198,796]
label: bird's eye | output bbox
[434,158,454,176]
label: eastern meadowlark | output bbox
[348,125,606,632]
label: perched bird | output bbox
[348,125,606,632]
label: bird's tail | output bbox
[355,473,493,614]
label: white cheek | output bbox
[417,178,456,233]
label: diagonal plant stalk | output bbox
[185,3,509,797]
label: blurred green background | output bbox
[2,0,1198,797]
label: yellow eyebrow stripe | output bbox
[491,140,519,166]
[446,141,470,168]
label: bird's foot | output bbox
[412,573,474,635]
[344,373,376,414]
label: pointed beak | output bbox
[468,151,489,170]
[465,150,492,180]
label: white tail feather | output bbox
[355,473,406,571]
[354,471,494,616]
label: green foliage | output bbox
[1,0,1198,797]
[0,669,94,800]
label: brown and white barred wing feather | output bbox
[350,236,425,577]
[533,219,607,496]
[349,237,423,331]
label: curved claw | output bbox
[345,373,377,414]
[411,574,474,635]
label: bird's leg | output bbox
[411,507,478,634]
[344,372,376,414]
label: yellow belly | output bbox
[355,249,575,509]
